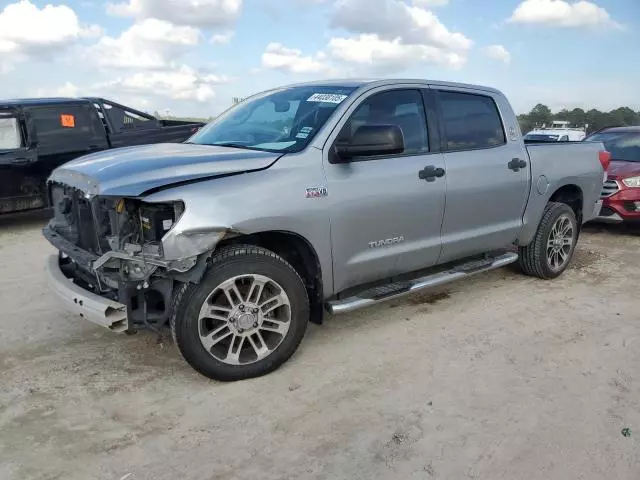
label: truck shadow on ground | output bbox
[582,221,640,237]
[0,209,51,232]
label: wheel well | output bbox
[219,231,324,324]
[549,184,583,224]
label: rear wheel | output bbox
[171,245,309,381]
[519,202,578,279]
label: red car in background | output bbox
[588,126,640,224]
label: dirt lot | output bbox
[1,213,639,480]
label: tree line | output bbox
[518,104,640,135]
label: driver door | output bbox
[323,87,446,293]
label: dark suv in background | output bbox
[588,126,640,224]
[0,97,204,215]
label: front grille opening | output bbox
[601,179,620,198]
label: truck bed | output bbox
[518,140,606,245]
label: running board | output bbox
[326,252,519,315]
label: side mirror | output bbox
[334,124,404,162]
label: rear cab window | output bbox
[100,101,159,132]
[437,91,506,151]
[28,104,106,154]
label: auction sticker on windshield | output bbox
[307,93,348,104]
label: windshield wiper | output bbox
[201,142,269,152]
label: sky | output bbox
[0,0,638,117]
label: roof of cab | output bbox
[0,97,91,108]
[279,78,503,95]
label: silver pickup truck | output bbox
[43,79,608,381]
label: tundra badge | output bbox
[369,236,405,249]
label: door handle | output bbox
[11,157,30,164]
[418,165,445,182]
[508,158,527,171]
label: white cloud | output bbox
[98,66,231,102]
[75,17,232,107]
[35,81,81,98]
[508,0,620,28]
[483,44,511,64]
[0,0,100,59]
[261,43,332,74]
[88,19,201,70]
[330,0,471,51]
[329,34,466,70]
[107,0,242,29]
[262,0,471,76]
[412,0,449,6]
[211,31,234,44]
[43,66,231,107]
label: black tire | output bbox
[171,244,309,381]
[518,202,578,279]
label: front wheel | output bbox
[518,202,578,279]
[171,245,309,381]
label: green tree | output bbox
[518,104,640,134]
[528,104,553,127]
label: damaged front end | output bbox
[43,182,226,332]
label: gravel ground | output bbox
[1,212,639,480]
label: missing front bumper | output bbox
[45,255,129,333]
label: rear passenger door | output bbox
[324,87,446,293]
[24,103,109,170]
[434,88,529,263]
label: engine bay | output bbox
[46,182,187,329]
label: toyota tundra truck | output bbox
[42,79,608,381]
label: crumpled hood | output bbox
[607,160,640,179]
[48,143,283,196]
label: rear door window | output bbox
[437,91,506,151]
[29,104,105,154]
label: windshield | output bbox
[524,133,560,142]
[188,85,358,153]
[586,131,640,162]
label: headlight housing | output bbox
[622,176,640,188]
[138,201,185,243]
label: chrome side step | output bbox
[326,252,519,315]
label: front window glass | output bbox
[189,85,357,153]
[336,89,429,155]
[586,132,640,162]
[0,116,22,150]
